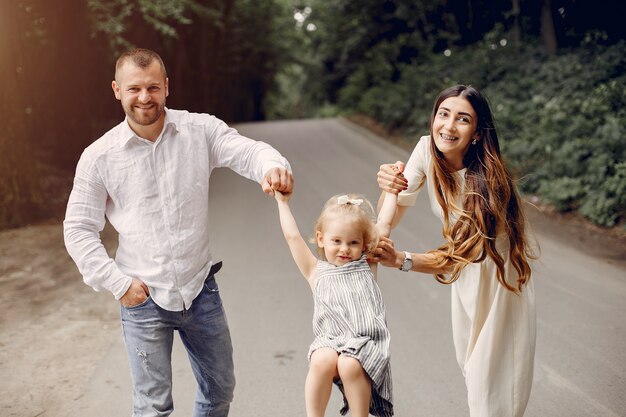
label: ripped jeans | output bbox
[120,274,235,417]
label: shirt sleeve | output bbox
[63,153,132,299]
[206,116,291,182]
[397,135,430,207]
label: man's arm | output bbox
[63,156,133,300]
[207,116,293,194]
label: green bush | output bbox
[338,39,626,227]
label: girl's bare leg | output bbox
[305,348,339,417]
[337,355,372,417]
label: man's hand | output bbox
[261,167,294,196]
[120,277,150,308]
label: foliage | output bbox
[87,0,207,52]
[275,0,625,228]
[2,0,625,230]
[491,43,626,227]
[346,40,626,227]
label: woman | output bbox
[375,85,537,417]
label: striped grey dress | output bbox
[309,254,393,417]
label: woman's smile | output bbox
[440,133,459,142]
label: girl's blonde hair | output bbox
[311,194,379,260]
[426,85,537,293]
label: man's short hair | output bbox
[115,48,167,81]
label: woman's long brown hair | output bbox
[427,85,536,293]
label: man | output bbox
[64,48,293,417]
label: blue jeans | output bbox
[120,273,235,417]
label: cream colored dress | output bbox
[398,136,536,417]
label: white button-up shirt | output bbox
[64,108,290,311]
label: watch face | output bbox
[401,253,412,271]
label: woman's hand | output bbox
[368,236,399,268]
[377,161,407,194]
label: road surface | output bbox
[1,118,623,417]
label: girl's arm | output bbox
[377,192,410,230]
[369,162,405,278]
[376,161,410,229]
[369,191,398,278]
[274,191,318,285]
[375,191,398,239]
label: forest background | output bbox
[1,0,624,232]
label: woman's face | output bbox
[432,96,478,170]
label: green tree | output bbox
[0,2,43,228]
[0,0,299,229]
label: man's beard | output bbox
[125,100,166,126]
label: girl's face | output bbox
[432,96,478,170]
[316,219,365,266]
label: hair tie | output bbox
[337,195,363,206]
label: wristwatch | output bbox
[399,251,413,272]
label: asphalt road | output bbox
[68,118,626,417]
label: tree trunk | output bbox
[208,0,235,116]
[541,0,558,54]
[511,0,522,46]
[0,1,43,229]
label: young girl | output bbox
[273,190,397,417]
[375,85,537,417]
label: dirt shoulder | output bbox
[525,203,626,267]
[0,221,119,417]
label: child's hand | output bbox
[274,189,292,202]
[392,161,405,175]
